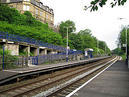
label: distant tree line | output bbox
[114,27,129,59]
[59,20,111,55]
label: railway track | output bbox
[48,56,119,97]
[0,56,118,97]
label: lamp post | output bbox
[64,26,72,62]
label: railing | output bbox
[30,51,84,65]
[0,31,66,51]
[0,51,83,70]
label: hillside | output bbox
[0,4,63,46]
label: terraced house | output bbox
[1,0,54,27]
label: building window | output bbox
[40,11,43,16]
[46,14,48,19]
[35,9,38,15]
[23,5,30,11]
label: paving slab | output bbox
[71,60,129,97]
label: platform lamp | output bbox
[64,26,72,62]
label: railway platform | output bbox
[0,56,109,85]
[69,60,129,97]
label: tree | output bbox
[69,33,83,50]
[78,29,96,49]
[112,48,124,55]
[85,0,127,11]
[118,27,129,52]
[59,20,76,38]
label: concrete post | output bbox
[34,48,39,56]
[44,49,47,55]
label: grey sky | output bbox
[42,0,129,50]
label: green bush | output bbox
[0,4,64,46]
[0,21,63,46]
[0,49,18,69]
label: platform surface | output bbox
[71,60,129,97]
[0,56,109,85]
[2,57,106,74]
[0,57,102,82]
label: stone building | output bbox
[1,0,54,27]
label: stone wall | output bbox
[4,44,19,55]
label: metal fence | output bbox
[0,51,84,70]
[0,55,27,70]
[29,51,84,65]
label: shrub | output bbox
[0,49,18,69]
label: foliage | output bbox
[98,40,110,53]
[117,27,129,58]
[0,4,64,46]
[118,27,129,52]
[0,21,63,46]
[112,48,126,60]
[69,33,83,50]
[112,48,124,55]
[78,29,96,49]
[69,29,111,55]
[19,51,28,56]
[0,4,111,57]
[23,11,43,27]
[0,49,18,69]
[121,53,126,60]
[0,4,42,26]
[118,28,129,49]
[59,20,76,38]
[0,49,11,55]
[85,0,127,11]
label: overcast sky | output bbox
[42,0,129,50]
